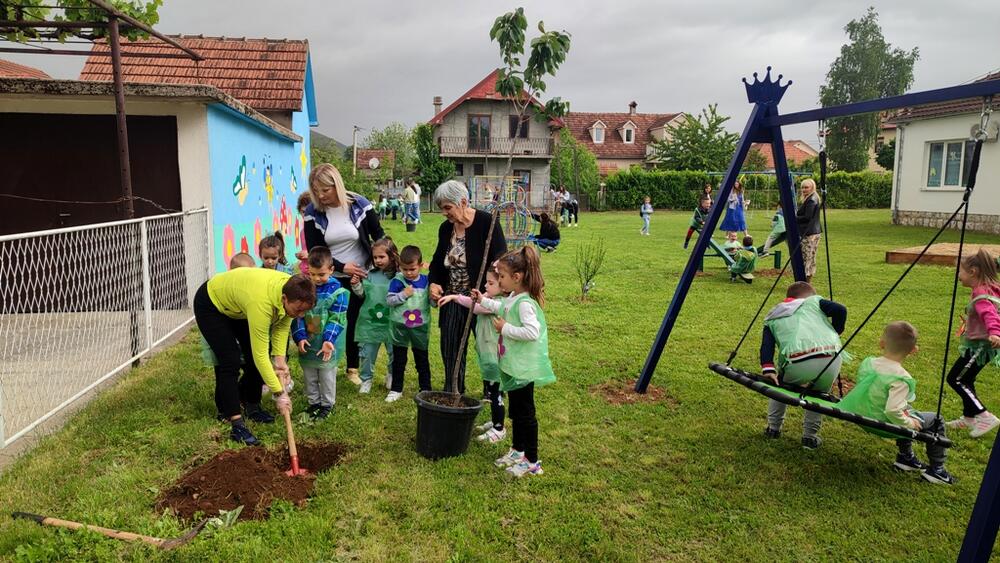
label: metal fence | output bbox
[0,209,210,448]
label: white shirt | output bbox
[412,183,421,197]
[323,205,367,273]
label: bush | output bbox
[603,169,891,210]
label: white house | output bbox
[890,72,1000,234]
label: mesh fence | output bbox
[0,209,209,447]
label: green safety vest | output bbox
[498,293,556,392]
[298,286,350,368]
[730,247,758,275]
[838,357,917,439]
[355,270,392,344]
[769,211,786,236]
[960,294,1000,367]
[476,307,501,383]
[764,295,842,369]
[390,273,431,328]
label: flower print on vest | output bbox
[369,303,389,325]
[498,334,506,358]
[403,309,424,328]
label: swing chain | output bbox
[817,119,826,152]
[976,95,993,141]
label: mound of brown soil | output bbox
[157,442,346,521]
[591,379,677,406]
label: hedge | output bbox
[603,170,892,210]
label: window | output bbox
[592,127,605,144]
[468,115,491,152]
[473,163,485,176]
[513,169,531,193]
[624,128,634,143]
[508,115,528,138]
[455,163,464,177]
[926,140,976,188]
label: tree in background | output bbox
[742,147,769,172]
[310,144,376,199]
[412,123,456,190]
[875,138,896,170]
[820,7,918,172]
[550,128,599,198]
[650,104,738,172]
[364,122,416,180]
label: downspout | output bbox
[892,123,905,224]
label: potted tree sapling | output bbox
[414,7,572,460]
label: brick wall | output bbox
[894,210,1000,234]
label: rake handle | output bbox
[281,409,299,468]
[12,512,165,548]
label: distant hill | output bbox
[310,130,347,154]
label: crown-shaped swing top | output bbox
[743,67,791,105]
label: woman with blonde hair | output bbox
[303,163,385,385]
[795,178,822,282]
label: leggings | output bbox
[439,300,472,394]
[484,381,505,430]
[947,349,990,417]
[390,346,431,393]
[338,282,362,370]
[508,383,538,462]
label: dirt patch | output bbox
[754,268,785,278]
[833,377,856,397]
[591,379,677,406]
[694,271,715,277]
[157,442,346,521]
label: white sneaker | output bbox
[970,412,1000,438]
[346,368,362,385]
[385,374,393,390]
[477,427,507,443]
[359,380,372,394]
[494,448,525,467]
[506,460,544,477]
[385,391,403,403]
[477,421,495,432]
[946,416,974,430]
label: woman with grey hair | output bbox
[428,180,507,394]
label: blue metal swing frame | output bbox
[632,68,1000,562]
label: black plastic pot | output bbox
[405,223,417,232]
[414,391,483,460]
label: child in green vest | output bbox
[474,246,555,477]
[351,237,399,394]
[729,235,757,284]
[683,196,712,249]
[758,205,786,257]
[722,230,741,257]
[385,245,432,402]
[292,246,350,420]
[760,281,847,449]
[439,268,507,444]
[838,321,952,484]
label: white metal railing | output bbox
[0,209,210,447]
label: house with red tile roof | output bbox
[562,102,685,175]
[0,58,50,79]
[887,70,999,234]
[0,36,320,270]
[429,70,562,208]
[747,140,819,171]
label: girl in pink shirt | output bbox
[946,249,1000,438]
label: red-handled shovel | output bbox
[281,409,310,477]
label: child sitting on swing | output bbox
[837,321,953,485]
[760,281,847,449]
[729,235,757,284]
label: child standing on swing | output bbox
[946,250,1000,437]
[683,196,712,249]
[474,246,555,477]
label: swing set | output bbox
[633,67,1000,561]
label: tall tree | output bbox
[819,7,918,172]
[742,147,769,171]
[550,128,599,197]
[364,122,416,180]
[412,123,455,190]
[650,104,738,171]
[875,138,896,170]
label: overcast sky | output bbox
[6,1,998,148]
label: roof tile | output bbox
[0,58,50,79]
[562,110,681,160]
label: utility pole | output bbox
[352,125,360,175]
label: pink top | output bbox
[966,283,1000,341]
[450,294,493,315]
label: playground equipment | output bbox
[471,176,535,249]
[633,67,1000,561]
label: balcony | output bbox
[438,136,553,158]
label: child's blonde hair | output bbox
[497,245,545,305]
[883,321,918,356]
[961,249,1000,288]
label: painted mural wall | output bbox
[206,96,311,273]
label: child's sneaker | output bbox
[893,453,928,472]
[477,427,507,443]
[970,412,1000,438]
[359,380,373,394]
[922,466,956,485]
[305,404,321,417]
[312,406,332,420]
[477,421,495,433]
[494,448,525,468]
[801,436,823,450]
[385,391,403,403]
[763,427,781,439]
[506,460,544,478]
[946,416,975,430]
[385,374,393,390]
[243,404,275,424]
[230,424,260,446]
[346,368,362,385]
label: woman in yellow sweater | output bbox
[194,268,316,445]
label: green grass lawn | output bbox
[1,209,997,561]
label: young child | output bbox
[229,252,256,269]
[292,246,349,419]
[684,196,712,249]
[838,321,954,485]
[259,232,294,274]
[946,250,1000,437]
[475,246,555,477]
[439,268,507,443]
[760,281,848,449]
[295,192,312,275]
[722,230,742,257]
[758,205,786,257]
[351,237,398,394]
[639,196,653,236]
[385,245,432,402]
[729,235,757,284]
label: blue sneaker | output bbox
[893,454,928,472]
[243,404,275,424]
[922,466,956,485]
[230,424,260,446]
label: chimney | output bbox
[629,101,637,115]
[433,96,443,115]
